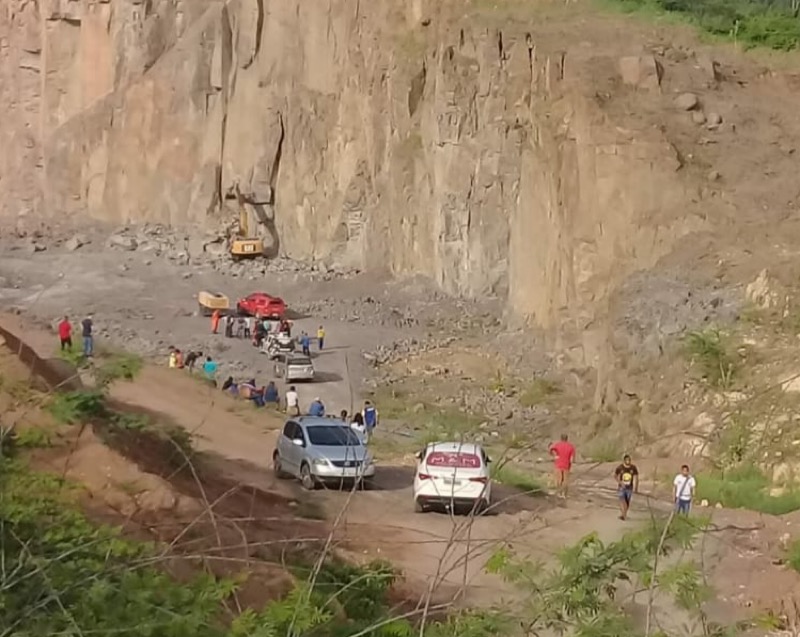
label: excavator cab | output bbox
[229,184,265,258]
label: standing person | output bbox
[58,316,72,351]
[174,349,184,369]
[211,309,221,334]
[614,454,639,521]
[285,385,300,416]
[168,347,178,368]
[673,465,696,515]
[300,332,311,357]
[350,411,366,441]
[317,325,326,350]
[244,316,253,340]
[340,409,349,422]
[202,356,219,386]
[548,434,576,498]
[224,314,234,338]
[184,350,202,373]
[362,401,378,441]
[81,314,94,358]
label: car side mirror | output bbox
[486,457,492,464]
[292,438,304,447]
[414,451,422,460]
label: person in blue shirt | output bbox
[308,397,325,417]
[203,357,219,386]
[264,381,280,406]
[362,401,378,441]
[300,332,311,356]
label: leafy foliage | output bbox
[0,456,505,637]
[0,459,233,637]
[485,516,711,637]
[696,463,800,514]
[47,389,106,424]
[95,350,144,385]
[611,0,800,50]
[684,328,737,389]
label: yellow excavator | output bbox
[230,183,264,258]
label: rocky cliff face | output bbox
[1,0,772,341]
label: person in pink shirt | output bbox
[549,433,576,498]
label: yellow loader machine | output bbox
[229,184,264,258]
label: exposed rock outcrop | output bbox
[1,0,795,347]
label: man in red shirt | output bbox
[58,315,72,351]
[549,433,576,498]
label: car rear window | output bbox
[426,451,481,468]
[289,357,312,365]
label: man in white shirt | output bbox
[673,464,696,515]
[285,385,300,416]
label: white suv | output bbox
[412,442,492,514]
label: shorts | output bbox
[676,499,691,514]
[618,487,633,504]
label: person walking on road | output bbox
[286,385,300,416]
[549,433,576,498]
[300,332,311,357]
[58,316,72,351]
[614,454,639,521]
[81,315,94,358]
[317,325,325,350]
[211,309,221,334]
[673,464,696,515]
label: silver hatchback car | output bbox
[272,417,375,490]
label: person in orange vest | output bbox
[211,309,221,334]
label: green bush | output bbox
[696,464,800,514]
[492,464,544,494]
[47,389,106,424]
[518,378,561,408]
[609,0,800,50]
[684,328,737,389]
[95,351,143,385]
[787,538,800,572]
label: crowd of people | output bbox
[164,311,380,439]
[548,434,698,518]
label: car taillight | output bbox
[469,477,488,484]
[418,473,432,480]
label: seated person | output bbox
[221,376,238,396]
[308,397,325,417]
[240,379,266,407]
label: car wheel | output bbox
[300,463,317,491]
[273,452,290,479]
[414,499,427,513]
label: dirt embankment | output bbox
[0,321,330,612]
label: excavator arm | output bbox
[230,182,264,258]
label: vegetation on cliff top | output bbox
[612,0,800,50]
